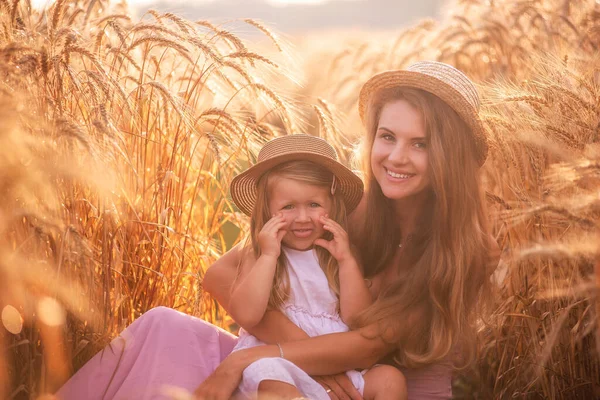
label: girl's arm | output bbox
[316,216,372,326]
[228,252,278,329]
[338,254,373,326]
[203,244,309,342]
[213,214,288,329]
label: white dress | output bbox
[232,246,365,399]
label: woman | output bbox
[56,61,498,400]
[195,60,498,399]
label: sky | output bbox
[126,0,443,34]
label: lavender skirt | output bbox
[56,307,452,399]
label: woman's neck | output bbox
[392,192,428,241]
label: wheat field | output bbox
[0,0,598,398]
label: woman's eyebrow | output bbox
[377,126,395,134]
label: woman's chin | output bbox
[380,187,413,201]
[379,182,429,202]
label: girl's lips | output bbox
[291,229,313,238]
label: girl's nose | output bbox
[295,207,310,222]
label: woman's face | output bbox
[370,99,430,201]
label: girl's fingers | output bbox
[266,214,285,226]
[321,215,341,228]
[323,223,344,237]
[313,238,332,253]
[262,215,286,233]
[323,224,348,245]
[273,220,288,235]
[320,216,347,237]
[276,228,287,242]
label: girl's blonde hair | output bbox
[249,160,348,309]
[354,87,493,369]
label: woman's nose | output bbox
[388,142,409,164]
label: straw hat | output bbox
[230,134,364,216]
[358,61,488,165]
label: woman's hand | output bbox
[314,215,354,264]
[193,353,244,400]
[258,213,288,258]
[313,373,363,400]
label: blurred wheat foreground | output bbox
[1,0,599,398]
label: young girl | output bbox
[226,134,407,400]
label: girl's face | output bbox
[268,177,332,251]
[370,99,430,201]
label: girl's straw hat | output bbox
[230,134,364,216]
[358,61,488,165]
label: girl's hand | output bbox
[314,215,353,264]
[193,353,244,400]
[313,373,363,400]
[257,213,287,258]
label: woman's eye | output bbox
[414,141,427,149]
[380,133,394,141]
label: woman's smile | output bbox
[385,168,416,181]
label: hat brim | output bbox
[358,70,488,166]
[230,153,364,216]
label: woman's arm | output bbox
[194,325,394,399]
[203,244,308,342]
[243,324,392,374]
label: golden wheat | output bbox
[1,0,599,398]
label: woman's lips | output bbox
[385,167,415,181]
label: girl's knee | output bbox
[367,365,407,398]
[257,380,302,399]
[377,365,406,384]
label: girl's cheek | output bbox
[280,210,295,223]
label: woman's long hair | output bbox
[248,160,348,310]
[354,87,493,369]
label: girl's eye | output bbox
[282,205,293,210]
[310,202,321,208]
